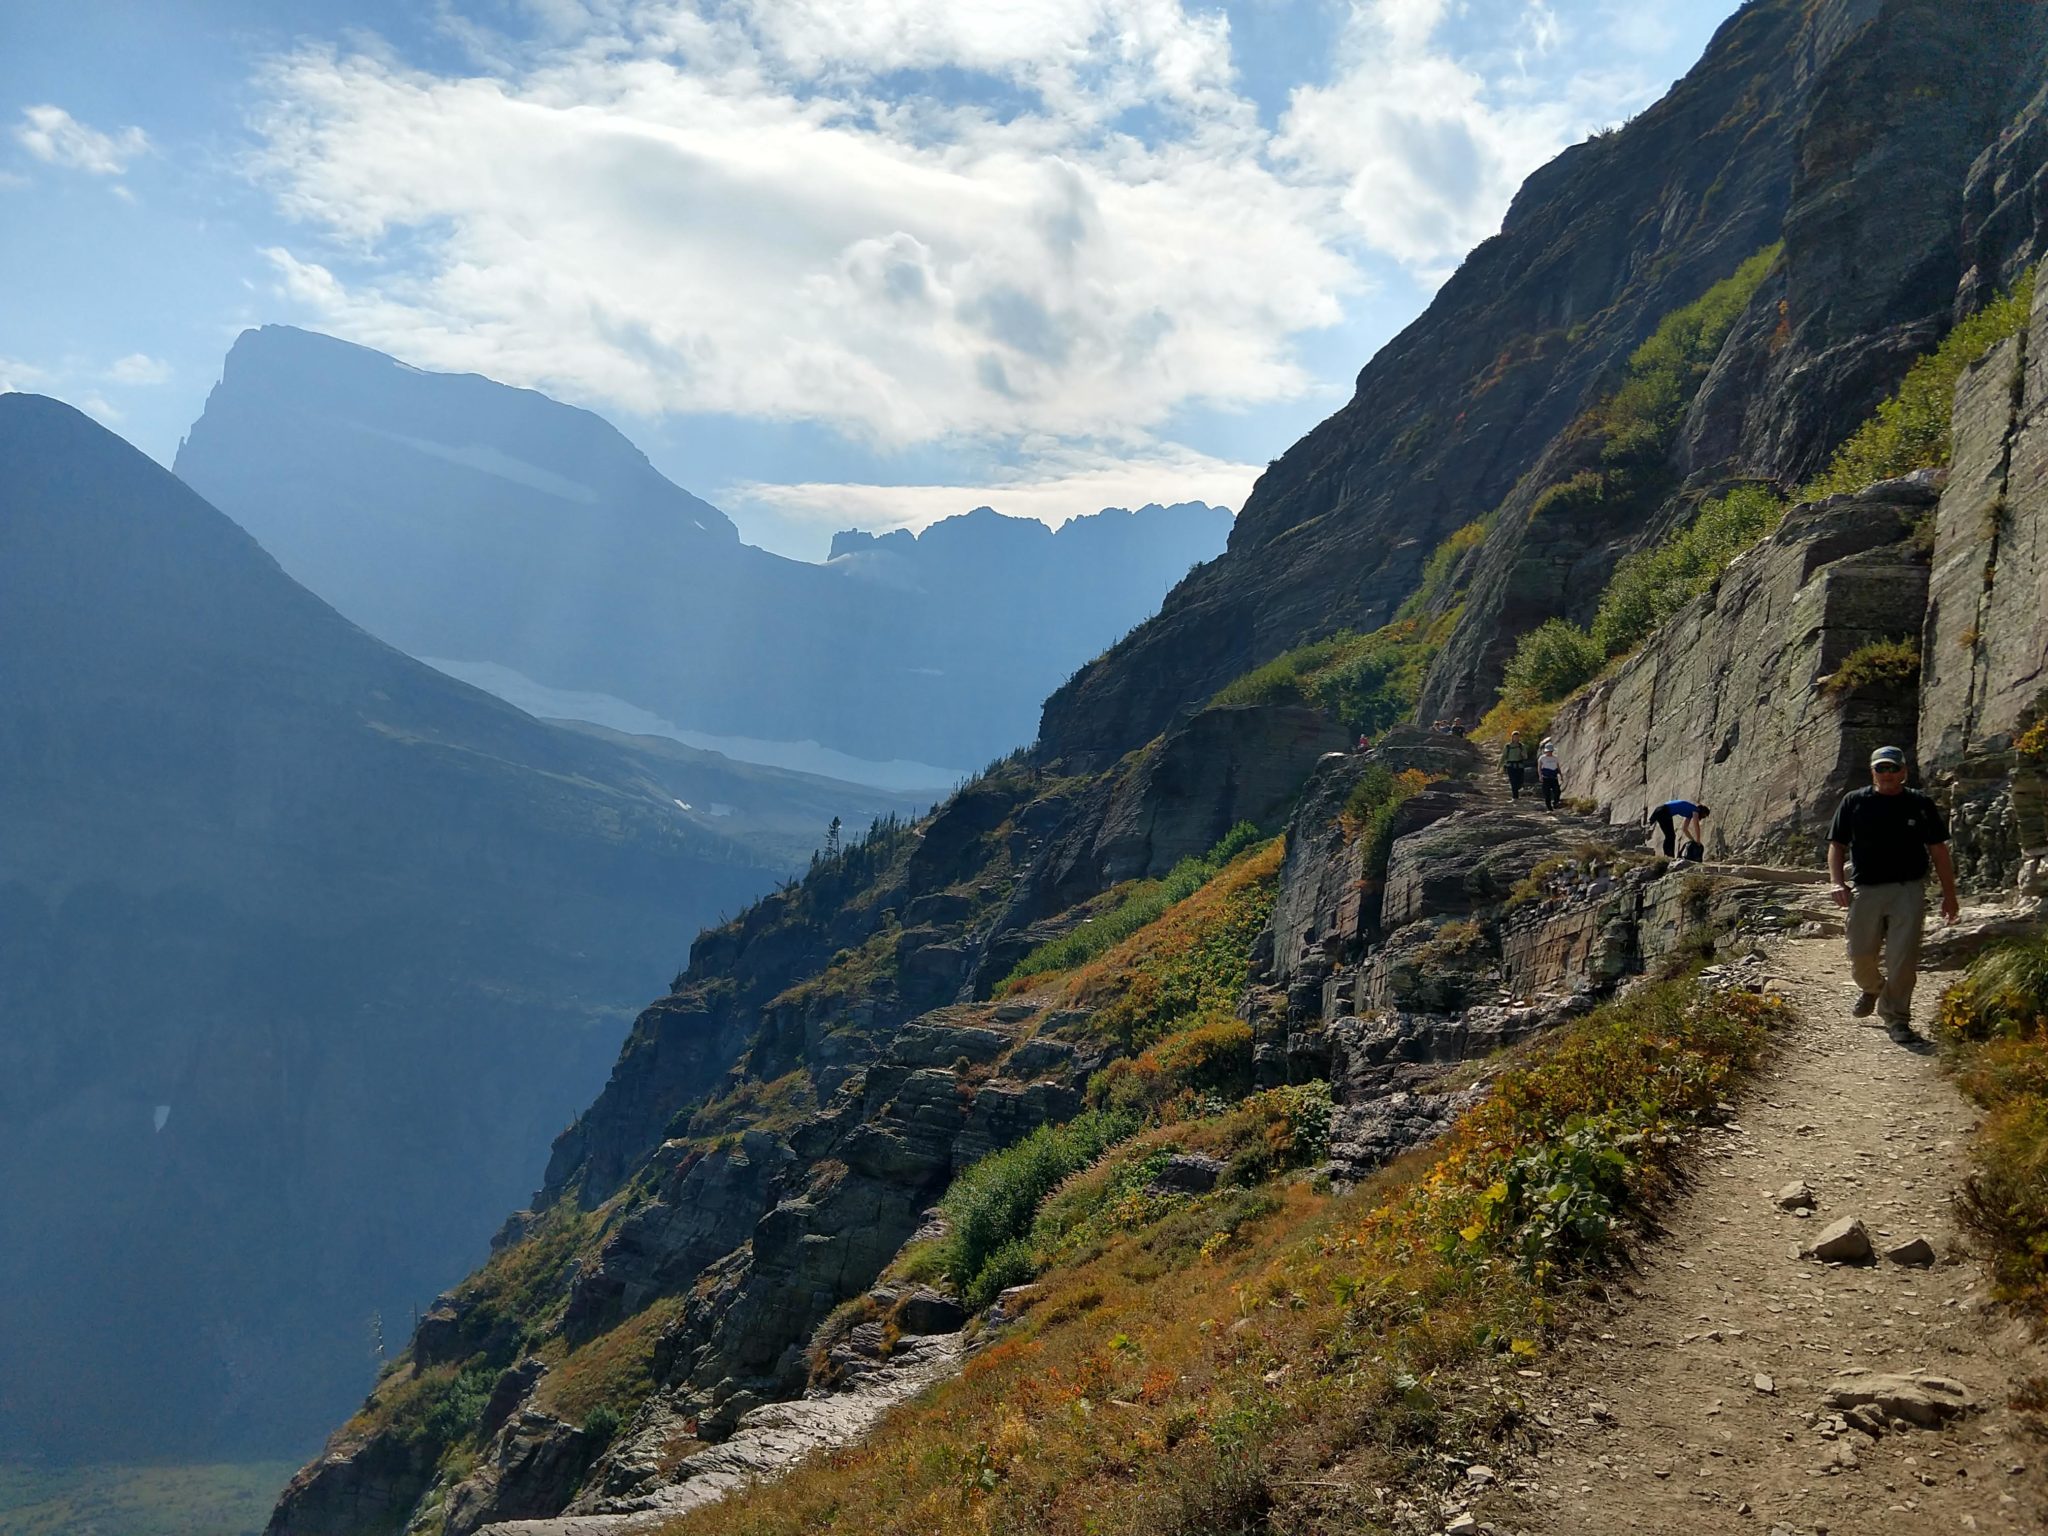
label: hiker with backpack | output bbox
[1500,730,1532,800]
[1648,798,1709,858]
[1827,745,1959,1044]
[1536,740,1563,810]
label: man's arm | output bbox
[1930,842,1961,923]
[1828,841,1852,908]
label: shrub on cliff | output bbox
[662,980,1787,1536]
[1937,935,2048,1321]
[1001,821,1263,990]
[1500,618,1604,704]
[1590,483,1787,656]
[1804,265,2037,501]
[939,1110,1137,1310]
[1208,619,1438,735]
[1063,839,1284,1049]
[1598,244,1782,467]
[1824,636,1920,694]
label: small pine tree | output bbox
[825,816,842,858]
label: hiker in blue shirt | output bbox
[1648,798,1709,858]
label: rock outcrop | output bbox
[1548,478,1933,862]
[1919,273,2048,888]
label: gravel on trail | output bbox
[1472,927,2048,1536]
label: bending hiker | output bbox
[1537,740,1563,810]
[1828,745,1960,1044]
[1501,730,1532,800]
[1648,797,1708,857]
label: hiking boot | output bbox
[1886,1020,1921,1045]
[1852,991,1878,1018]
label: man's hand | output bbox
[1942,890,1961,924]
[1831,883,1853,910]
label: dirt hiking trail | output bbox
[1472,913,2048,1536]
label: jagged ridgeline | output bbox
[267,2,2048,1532]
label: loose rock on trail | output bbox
[1470,923,2048,1536]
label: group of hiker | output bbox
[1497,730,1563,810]
[1493,731,1960,1047]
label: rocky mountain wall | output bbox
[1919,274,2048,889]
[1546,479,1933,862]
[1041,0,2048,765]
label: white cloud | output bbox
[243,2,1692,455]
[728,441,1256,536]
[1273,0,1617,272]
[107,352,172,385]
[75,391,124,425]
[15,105,150,175]
[0,357,49,393]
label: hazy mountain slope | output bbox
[174,328,1231,769]
[0,394,903,1462]
[1039,0,2048,763]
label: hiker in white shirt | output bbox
[1536,741,1562,810]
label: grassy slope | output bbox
[660,977,1788,1536]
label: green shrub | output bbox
[1209,620,1437,735]
[1088,1019,1256,1120]
[939,1110,1138,1311]
[582,1404,622,1447]
[1598,245,1781,468]
[1826,637,1921,694]
[1501,619,1604,705]
[1398,519,1489,618]
[1001,822,1263,989]
[1529,470,1610,522]
[391,1363,496,1455]
[1589,484,1787,656]
[1937,933,2048,1319]
[1341,766,1437,900]
[1803,266,2037,501]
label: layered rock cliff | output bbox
[1041,0,2048,770]
[1553,270,2048,881]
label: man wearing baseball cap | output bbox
[1826,745,1960,1043]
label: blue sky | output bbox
[1,0,1745,559]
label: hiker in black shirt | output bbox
[1826,745,1960,1043]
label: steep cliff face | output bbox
[1547,479,1933,861]
[1041,0,2048,767]
[1919,276,2048,888]
[1549,246,2048,881]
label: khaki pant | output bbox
[1845,880,1926,1026]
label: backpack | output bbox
[1678,839,1705,863]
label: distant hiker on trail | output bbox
[1356,733,1371,753]
[1450,717,1467,737]
[1828,745,1959,1044]
[1537,740,1563,810]
[1501,731,1532,800]
[1648,797,1708,857]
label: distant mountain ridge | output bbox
[0,393,911,1462]
[174,328,1232,771]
